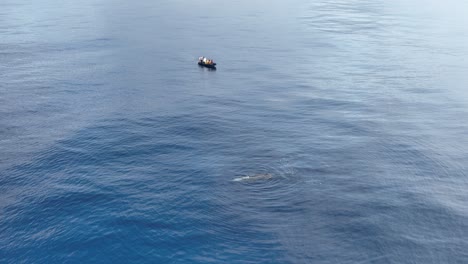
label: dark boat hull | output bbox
[198,62,217,69]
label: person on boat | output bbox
[199,57,215,66]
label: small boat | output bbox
[198,57,217,69]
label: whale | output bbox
[232,173,273,182]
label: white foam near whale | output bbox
[232,173,273,182]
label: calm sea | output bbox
[1,0,468,263]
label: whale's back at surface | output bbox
[232,173,273,182]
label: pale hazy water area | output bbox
[1,0,468,263]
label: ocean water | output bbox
[1,0,468,263]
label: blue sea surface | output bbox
[1,0,468,263]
